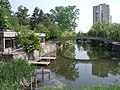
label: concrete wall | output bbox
[11,43,57,60]
[41,43,56,56]
[0,42,57,60]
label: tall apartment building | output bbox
[93,4,110,24]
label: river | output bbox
[37,43,120,88]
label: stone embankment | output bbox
[41,43,57,56]
[8,42,57,60]
[105,42,120,52]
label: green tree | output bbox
[0,0,11,10]
[76,31,85,37]
[34,23,49,39]
[17,29,42,52]
[108,23,120,41]
[30,7,44,30]
[50,6,80,32]
[88,20,120,41]
[9,14,20,30]
[15,5,30,26]
[48,23,61,39]
[88,20,109,37]
[0,7,11,29]
[30,7,53,39]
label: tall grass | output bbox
[43,85,120,90]
[43,81,120,90]
[0,59,35,90]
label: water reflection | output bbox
[38,43,120,87]
[49,56,79,81]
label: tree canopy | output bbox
[17,29,42,52]
[50,6,80,32]
[15,5,30,26]
[88,20,120,41]
[0,0,11,10]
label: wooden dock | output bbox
[29,61,50,65]
[40,57,56,60]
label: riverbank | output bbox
[43,85,120,90]
[105,42,120,52]
[0,41,57,60]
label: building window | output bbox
[5,40,13,48]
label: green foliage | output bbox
[50,6,79,38]
[17,29,42,52]
[0,59,35,90]
[30,7,45,30]
[88,20,120,41]
[50,6,80,32]
[9,15,20,30]
[88,20,109,37]
[15,5,30,26]
[48,23,61,39]
[43,84,120,90]
[76,31,86,37]
[0,7,11,29]
[30,7,53,39]
[0,0,11,10]
[108,23,120,41]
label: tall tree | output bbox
[30,7,53,39]
[50,6,80,32]
[0,7,11,29]
[15,5,29,26]
[48,23,61,39]
[0,0,11,10]
[88,20,120,41]
[0,0,11,29]
[88,20,109,37]
[9,14,20,30]
[30,7,44,30]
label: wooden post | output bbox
[30,74,32,90]
[42,68,44,85]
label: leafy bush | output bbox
[17,29,42,52]
[0,59,35,90]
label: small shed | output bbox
[0,29,17,53]
[0,29,46,54]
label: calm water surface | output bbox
[40,43,120,87]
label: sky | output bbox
[10,0,120,33]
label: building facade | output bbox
[0,29,46,54]
[93,4,110,24]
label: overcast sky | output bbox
[10,0,120,33]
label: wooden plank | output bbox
[40,57,56,60]
[29,61,50,65]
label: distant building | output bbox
[93,4,110,24]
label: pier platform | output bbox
[40,57,56,60]
[28,61,50,65]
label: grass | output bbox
[43,85,120,90]
[0,59,35,90]
[43,81,120,90]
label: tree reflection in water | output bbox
[45,43,120,87]
[49,56,79,80]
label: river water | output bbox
[38,43,120,88]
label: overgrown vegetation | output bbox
[88,20,120,41]
[17,29,42,52]
[0,59,35,90]
[43,84,120,90]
